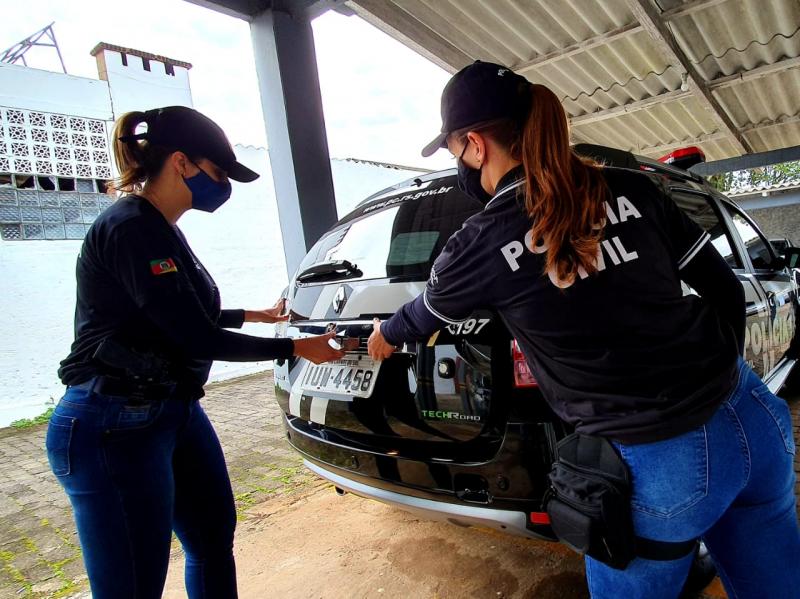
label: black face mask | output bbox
[457,141,492,204]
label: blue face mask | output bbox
[183,163,232,213]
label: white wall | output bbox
[179,145,286,382]
[0,63,112,120]
[0,148,422,425]
[101,50,193,117]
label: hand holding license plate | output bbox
[300,352,381,398]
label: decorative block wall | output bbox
[0,107,114,241]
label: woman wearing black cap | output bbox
[368,62,800,598]
[46,106,345,598]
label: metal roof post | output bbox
[690,145,800,176]
[250,7,338,280]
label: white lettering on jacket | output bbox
[500,195,643,286]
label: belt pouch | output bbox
[544,433,634,569]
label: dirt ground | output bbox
[162,480,727,599]
[0,370,755,598]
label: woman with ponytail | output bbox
[369,62,799,597]
[47,106,344,598]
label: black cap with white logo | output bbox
[120,106,259,182]
[421,61,531,157]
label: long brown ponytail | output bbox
[520,84,609,288]
[110,111,173,193]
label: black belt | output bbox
[71,376,180,401]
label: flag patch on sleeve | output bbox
[150,258,178,275]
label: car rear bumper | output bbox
[304,458,555,541]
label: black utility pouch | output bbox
[544,433,635,570]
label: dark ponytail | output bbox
[110,111,173,193]
[520,84,609,288]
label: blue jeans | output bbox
[586,358,800,598]
[45,380,238,599]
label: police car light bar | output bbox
[658,146,706,169]
[512,340,538,388]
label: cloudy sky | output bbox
[1,0,454,170]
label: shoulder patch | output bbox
[150,258,178,275]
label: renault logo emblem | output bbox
[333,286,347,314]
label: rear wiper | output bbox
[295,259,362,284]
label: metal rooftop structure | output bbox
[1,22,67,74]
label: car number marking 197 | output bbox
[446,318,490,336]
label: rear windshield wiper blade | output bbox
[295,259,363,284]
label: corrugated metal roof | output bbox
[727,179,800,197]
[347,0,800,163]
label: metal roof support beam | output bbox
[639,131,729,156]
[740,113,800,133]
[690,145,800,176]
[250,7,338,278]
[660,0,729,21]
[571,56,800,127]
[626,0,752,155]
[513,22,643,74]
[709,55,800,91]
[578,113,800,158]
[569,88,691,126]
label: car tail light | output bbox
[512,340,538,388]
[530,512,551,525]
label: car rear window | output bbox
[296,181,483,282]
[386,231,441,265]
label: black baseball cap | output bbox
[120,106,259,182]
[422,61,531,157]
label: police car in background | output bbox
[273,145,799,594]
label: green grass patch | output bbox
[51,580,83,599]
[0,549,31,593]
[9,408,54,430]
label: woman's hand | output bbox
[245,298,289,323]
[293,331,346,364]
[368,318,397,361]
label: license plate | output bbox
[299,355,381,398]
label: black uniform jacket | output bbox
[59,195,293,397]
[382,166,743,444]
